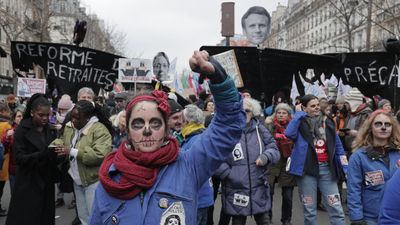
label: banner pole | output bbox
[134,81,137,96]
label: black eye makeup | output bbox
[131,118,145,130]
[130,118,163,130]
[149,118,163,130]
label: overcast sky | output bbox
[81,0,288,70]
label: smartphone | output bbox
[339,128,350,134]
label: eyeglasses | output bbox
[373,121,392,129]
[245,109,252,113]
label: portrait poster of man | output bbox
[153,52,171,82]
[241,6,271,46]
[118,58,153,83]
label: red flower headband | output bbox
[368,109,388,123]
[125,90,171,117]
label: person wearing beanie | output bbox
[167,99,184,146]
[377,99,392,114]
[57,95,74,124]
[89,50,245,225]
[343,89,373,152]
[345,88,364,113]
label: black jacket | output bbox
[6,118,58,225]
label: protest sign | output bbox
[118,58,153,83]
[212,50,244,87]
[17,78,46,97]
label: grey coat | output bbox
[215,118,280,216]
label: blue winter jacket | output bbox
[181,130,214,209]
[347,146,400,222]
[285,111,348,179]
[215,118,280,216]
[89,77,246,225]
[379,167,400,224]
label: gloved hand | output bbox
[189,50,227,84]
[350,220,367,225]
[274,133,286,140]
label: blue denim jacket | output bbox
[347,147,400,222]
[89,78,246,225]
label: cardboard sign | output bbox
[17,78,46,97]
[212,50,244,87]
[118,58,153,83]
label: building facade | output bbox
[267,0,400,54]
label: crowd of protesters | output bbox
[0,51,400,225]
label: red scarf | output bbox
[99,137,179,200]
[272,117,293,158]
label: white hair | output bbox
[183,104,205,125]
[243,97,262,117]
[78,87,95,99]
[111,110,126,127]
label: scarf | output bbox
[181,122,205,139]
[304,115,326,141]
[99,137,179,200]
[272,117,292,158]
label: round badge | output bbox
[159,198,169,209]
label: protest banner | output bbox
[11,41,122,100]
[200,46,399,110]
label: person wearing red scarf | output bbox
[90,50,246,225]
[265,103,295,225]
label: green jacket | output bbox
[53,121,112,186]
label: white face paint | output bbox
[128,101,166,152]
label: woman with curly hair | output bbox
[347,109,400,225]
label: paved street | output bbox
[0,183,350,225]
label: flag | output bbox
[113,83,121,93]
[290,74,300,104]
[337,78,352,97]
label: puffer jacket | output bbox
[215,118,280,216]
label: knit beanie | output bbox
[168,99,183,115]
[335,96,346,104]
[345,88,364,113]
[58,95,73,110]
[378,99,391,109]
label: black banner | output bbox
[11,41,122,100]
[200,46,399,110]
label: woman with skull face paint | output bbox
[347,109,400,225]
[89,50,245,225]
[52,100,113,225]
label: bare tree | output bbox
[103,22,127,56]
[327,0,368,52]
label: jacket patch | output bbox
[340,155,348,166]
[365,170,385,186]
[233,193,249,207]
[326,194,341,206]
[232,143,244,161]
[160,201,185,225]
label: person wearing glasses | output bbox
[347,109,400,225]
